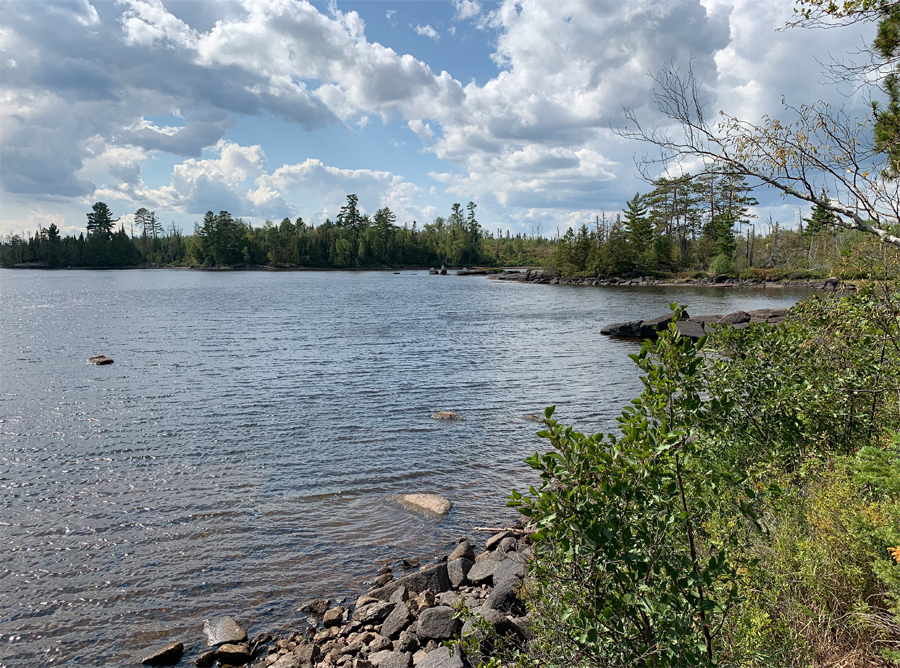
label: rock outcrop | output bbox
[601,308,790,341]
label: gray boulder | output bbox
[415,645,465,668]
[492,557,525,584]
[416,606,460,641]
[299,598,329,615]
[717,310,751,325]
[216,643,251,665]
[203,616,247,646]
[448,540,475,562]
[484,576,523,614]
[380,602,413,639]
[447,558,473,588]
[369,563,450,600]
[355,601,394,624]
[466,558,502,586]
[377,651,413,668]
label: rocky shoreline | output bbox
[600,307,791,342]
[443,267,849,292]
[141,526,533,668]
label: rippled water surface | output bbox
[0,269,811,665]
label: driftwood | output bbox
[473,526,535,535]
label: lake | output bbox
[0,269,812,665]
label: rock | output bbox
[378,563,392,575]
[358,595,382,609]
[381,601,413,639]
[389,586,410,604]
[415,645,464,668]
[372,572,394,588]
[88,355,114,365]
[430,411,461,421]
[368,635,393,653]
[293,641,319,665]
[217,643,251,664]
[195,649,218,667]
[497,536,518,553]
[492,557,525,584]
[466,558,502,586]
[141,642,184,666]
[447,558,473,588]
[416,606,460,641]
[370,563,451,601]
[717,310,751,325]
[447,540,474,562]
[638,311,690,338]
[395,494,452,516]
[396,630,419,654]
[600,319,644,337]
[299,598,330,615]
[484,531,510,551]
[674,319,707,341]
[376,651,413,668]
[712,273,729,283]
[355,601,394,624]
[748,308,788,323]
[402,558,420,569]
[429,267,438,275]
[204,616,248,646]
[484,576,523,614]
[439,265,447,275]
[324,607,346,627]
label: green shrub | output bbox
[709,253,733,275]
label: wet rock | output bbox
[372,572,393,588]
[141,642,184,666]
[402,558,420,569]
[195,649,218,667]
[430,411,461,421]
[447,540,474,562]
[416,606,460,641]
[324,607,346,627]
[217,642,251,664]
[381,601,413,639]
[88,355,114,365]
[600,320,643,337]
[522,414,543,422]
[369,563,451,601]
[300,598,328,615]
[395,494,452,516]
[204,616,248,646]
[447,558,473,588]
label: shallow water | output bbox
[0,269,811,665]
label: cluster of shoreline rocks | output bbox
[141,528,533,668]
[600,308,791,342]
[442,267,848,292]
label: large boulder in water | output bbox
[88,355,114,365]
[395,494,452,516]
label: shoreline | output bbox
[141,525,532,668]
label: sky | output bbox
[0,0,879,239]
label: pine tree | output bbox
[86,202,115,240]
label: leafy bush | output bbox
[709,253,733,275]
[514,289,900,667]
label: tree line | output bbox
[0,196,560,270]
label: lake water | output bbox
[0,269,812,666]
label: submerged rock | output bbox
[394,494,452,516]
[430,411,462,420]
[88,355,114,365]
[140,642,184,666]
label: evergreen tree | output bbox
[803,191,838,236]
[337,194,364,230]
[86,202,115,240]
[873,3,900,178]
[623,192,653,261]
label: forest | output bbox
[0,183,887,280]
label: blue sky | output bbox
[0,0,877,238]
